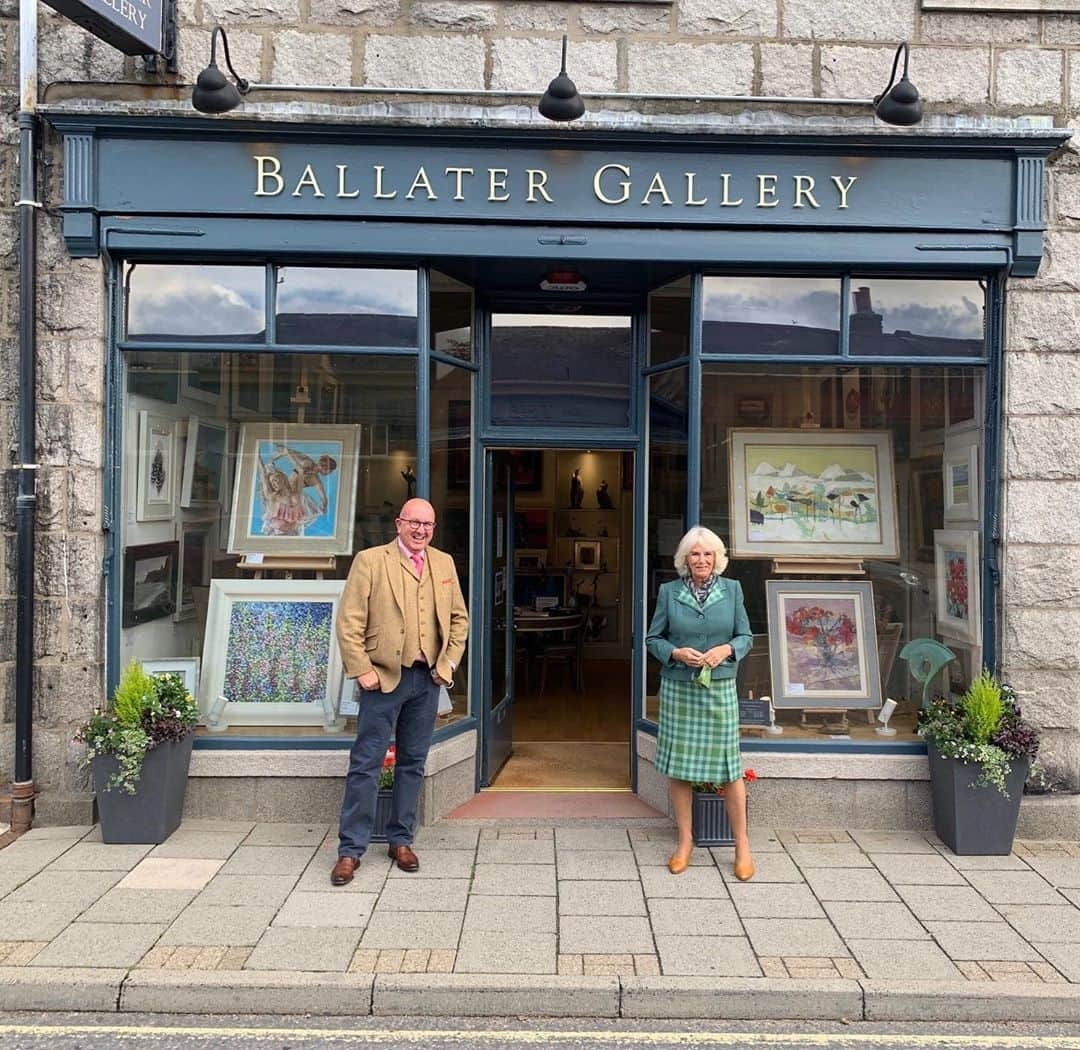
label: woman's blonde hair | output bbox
[673,526,729,578]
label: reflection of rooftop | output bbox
[128,312,418,346]
[702,319,982,357]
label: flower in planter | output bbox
[691,768,757,796]
[74,660,199,795]
[378,745,397,790]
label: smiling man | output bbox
[332,498,469,885]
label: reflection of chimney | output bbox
[850,285,883,337]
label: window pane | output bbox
[490,313,632,429]
[120,348,418,738]
[275,267,418,347]
[702,276,841,356]
[849,279,986,358]
[648,277,691,366]
[430,271,474,362]
[125,264,266,342]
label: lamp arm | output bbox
[874,41,908,104]
[210,25,250,94]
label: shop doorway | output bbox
[483,447,633,791]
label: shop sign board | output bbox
[42,0,164,55]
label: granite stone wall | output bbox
[2,0,1079,816]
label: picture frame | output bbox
[943,439,980,522]
[574,539,601,570]
[141,657,201,698]
[515,549,547,571]
[174,517,217,622]
[136,411,177,522]
[509,450,543,492]
[765,579,882,710]
[909,455,944,563]
[122,541,179,628]
[228,423,360,556]
[946,368,981,431]
[737,396,770,423]
[180,352,226,408]
[365,423,389,458]
[198,579,346,726]
[934,528,981,644]
[180,417,230,510]
[514,509,550,549]
[943,639,981,701]
[230,353,274,418]
[728,428,899,560]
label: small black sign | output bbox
[43,0,164,55]
[738,698,772,727]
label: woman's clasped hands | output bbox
[673,644,733,669]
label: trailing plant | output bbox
[918,673,1039,797]
[75,662,199,795]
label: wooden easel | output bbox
[237,554,337,580]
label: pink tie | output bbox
[411,552,424,577]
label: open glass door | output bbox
[484,451,515,783]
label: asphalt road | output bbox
[0,1014,1079,1049]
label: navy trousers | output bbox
[337,663,439,859]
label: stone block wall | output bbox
[2,0,1080,809]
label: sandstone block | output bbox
[761,43,814,97]
[203,0,299,25]
[411,2,496,31]
[995,49,1063,108]
[68,469,100,532]
[502,4,575,31]
[1043,15,1080,45]
[998,667,1080,731]
[38,19,126,85]
[33,599,66,661]
[1032,229,1080,291]
[0,337,14,400]
[68,600,103,661]
[35,534,102,600]
[35,340,68,402]
[39,260,104,337]
[68,339,105,405]
[1008,292,1080,353]
[1034,730,1080,789]
[1006,352,1080,415]
[364,34,484,89]
[272,31,352,86]
[678,0,775,37]
[1005,545,1080,610]
[1006,417,1080,479]
[310,0,399,27]
[784,0,915,43]
[921,12,1036,44]
[491,38,616,93]
[0,209,16,259]
[820,45,892,99]
[1005,481,1080,544]
[580,5,669,34]
[628,42,753,96]
[35,468,66,532]
[1004,606,1080,670]
[35,404,72,470]
[0,597,14,665]
[177,28,263,87]
[909,47,989,105]
[70,405,103,470]
[33,660,103,727]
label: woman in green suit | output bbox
[646,526,754,879]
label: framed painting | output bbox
[514,509,550,549]
[180,417,230,509]
[198,579,346,726]
[230,353,274,418]
[934,528,981,644]
[574,540,601,569]
[509,450,543,492]
[228,423,360,556]
[180,352,226,408]
[943,439,980,523]
[946,368,981,431]
[909,455,944,563]
[765,579,882,710]
[136,412,177,522]
[141,657,201,698]
[728,428,899,560]
[174,517,216,622]
[122,541,179,628]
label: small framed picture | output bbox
[181,417,230,510]
[574,540,601,570]
[136,412,177,522]
[180,352,226,408]
[737,396,769,422]
[934,529,981,644]
[122,541,179,628]
[141,657,201,698]
[515,549,546,571]
[946,368,981,431]
[175,517,217,622]
[943,440,979,523]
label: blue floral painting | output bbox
[248,439,342,541]
[223,600,333,704]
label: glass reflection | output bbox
[702,276,840,356]
[125,264,266,341]
[490,313,632,429]
[848,279,985,357]
[430,271,474,362]
[276,267,418,347]
[649,277,691,366]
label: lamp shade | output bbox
[874,75,922,126]
[192,61,243,114]
[538,35,585,122]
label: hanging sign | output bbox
[42,0,165,55]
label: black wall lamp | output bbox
[874,42,923,127]
[538,36,585,123]
[191,26,250,114]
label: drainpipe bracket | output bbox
[14,199,42,209]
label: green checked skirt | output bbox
[655,676,742,784]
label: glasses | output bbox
[398,518,436,532]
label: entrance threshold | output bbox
[448,791,663,821]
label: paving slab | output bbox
[802,866,899,902]
[630,841,678,867]
[244,926,361,971]
[559,880,646,916]
[359,910,463,950]
[717,851,804,884]
[639,865,729,899]
[654,935,760,977]
[728,882,825,919]
[0,841,78,873]
[160,904,280,947]
[741,918,848,958]
[559,915,655,955]
[1062,888,1080,909]
[846,937,962,979]
[939,851,1031,871]
[849,831,939,854]
[557,850,639,881]
[79,888,197,924]
[5,869,122,907]
[964,870,1067,906]
[998,904,1080,943]
[194,874,299,909]
[555,827,630,851]
[220,846,316,876]
[169,820,256,835]
[463,894,556,933]
[784,844,872,868]
[0,902,85,941]
[118,858,223,891]
[50,843,153,871]
[0,966,127,1012]
[474,839,554,865]
[1023,856,1080,888]
[822,901,929,940]
[1033,942,1080,983]
[296,853,390,894]
[386,849,475,879]
[375,878,470,912]
[925,920,1042,961]
[244,823,330,847]
[148,832,248,860]
[647,898,742,938]
[30,922,166,968]
[411,825,481,850]
[454,932,557,974]
[622,976,861,1020]
[871,853,967,885]
[471,864,556,897]
[273,891,377,929]
[708,828,786,857]
[895,884,999,922]
[862,979,1080,1022]
[16,827,90,842]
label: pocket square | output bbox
[441,577,453,585]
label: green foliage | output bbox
[961,670,1004,745]
[112,659,157,726]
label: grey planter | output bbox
[369,790,393,843]
[692,791,736,846]
[92,734,194,844]
[928,743,1028,856]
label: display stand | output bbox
[800,708,850,734]
[237,554,337,580]
[771,557,865,576]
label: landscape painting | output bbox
[729,429,899,559]
[766,579,882,710]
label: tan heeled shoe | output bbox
[733,855,755,881]
[667,849,692,875]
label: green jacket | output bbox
[645,576,753,683]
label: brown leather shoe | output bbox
[331,855,360,886]
[388,844,420,872]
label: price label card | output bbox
[246,553,264,565]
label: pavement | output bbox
[1,819,1080,1022]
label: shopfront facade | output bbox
[6,106,1065,828]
